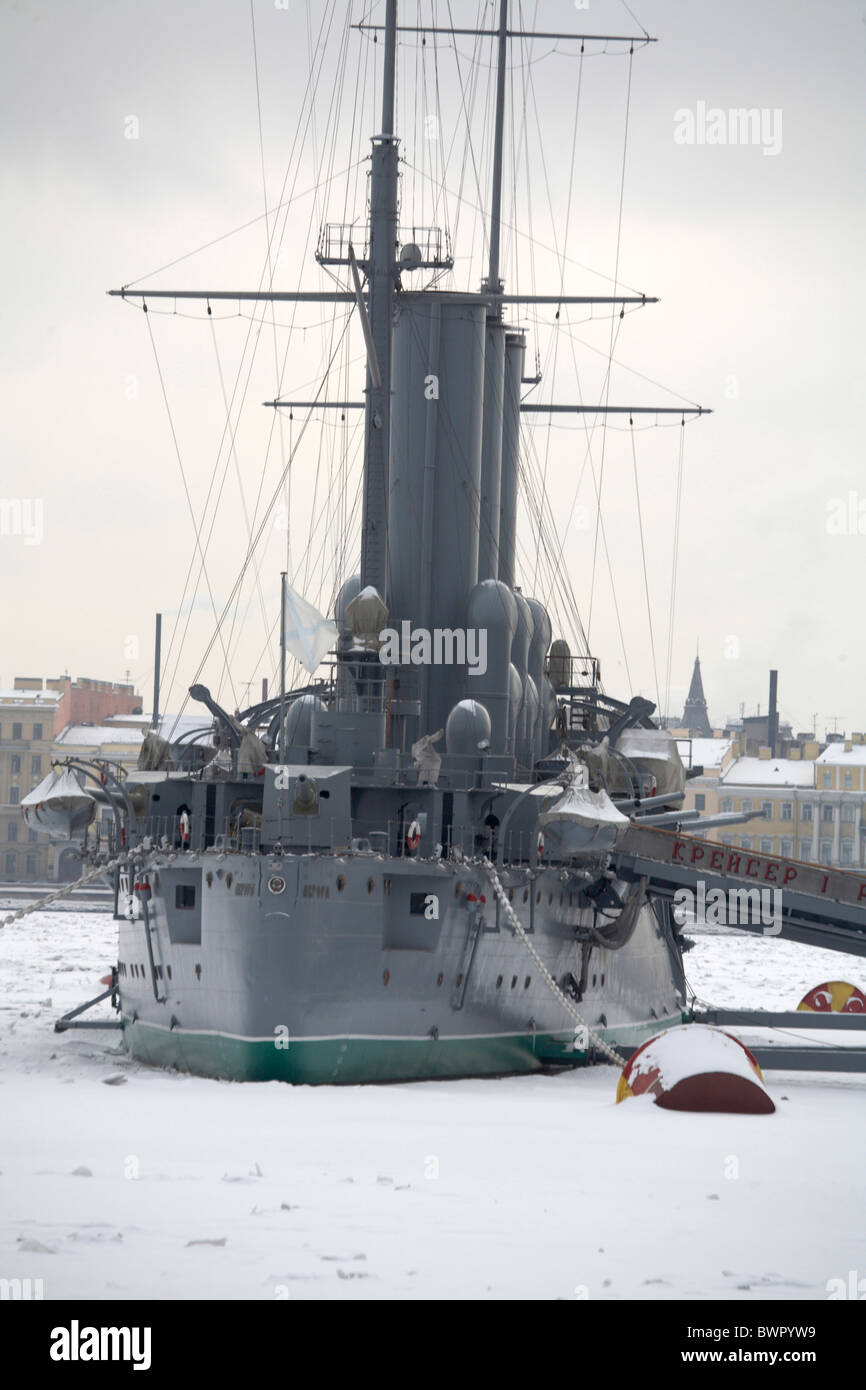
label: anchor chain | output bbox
[481,856,625,1066]
[0,856,130,930]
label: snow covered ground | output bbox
[1,910,864,1301]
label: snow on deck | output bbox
[1,911,864,1301]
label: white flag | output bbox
[283,584,337,673]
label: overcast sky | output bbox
[2,0,865,737]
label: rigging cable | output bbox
[664,418,687,728]
[586,42,634,644]
[629,418,662,714]
[144,312,239,710]
[165,311,357,742]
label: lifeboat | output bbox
[537,763,630,857]
[21,768,96,837]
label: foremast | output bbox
[360,0,398,600]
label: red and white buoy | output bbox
[797,980,865,1014]
[616,1024,775,1114]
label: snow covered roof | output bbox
[55,724,145,746]
[677,737,732,770]
[0,688,60,705]
[154,714,215,740]
[54,714,212,747]
[816,743,866,766]
[719,756,815,788]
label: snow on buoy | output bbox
[616,1024,775,1114]
[797,981,866,1014]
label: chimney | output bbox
[767,669,779,757]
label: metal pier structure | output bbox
[611,825,866,957]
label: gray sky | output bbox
[2,0,864,737]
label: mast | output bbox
[483,0,509,301]
[360,0,399,601]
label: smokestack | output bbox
[768,669,779,757]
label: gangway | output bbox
[610,825,866,957]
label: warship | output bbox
[20,3,752,1083]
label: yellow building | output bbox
[677,736,736,825]
[680,734,866,869]
[0,684,60,881]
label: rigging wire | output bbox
[165,312,357,742]
[664,419,687,728]
[587,42,634,645]
[629,419,662,714]
[144,312,239,710]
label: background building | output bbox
[0,683,60,881]
[681,733,866,868]
[1,676,143,882]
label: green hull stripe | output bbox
[122,1014,685,1085]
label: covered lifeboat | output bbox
[21,767,96,837]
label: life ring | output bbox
[406,819,421,853]
[179,811,191,848]
[536,830,544,861]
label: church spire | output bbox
[680,651,712,736]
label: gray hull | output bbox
[116,848,686,1083]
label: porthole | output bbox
[523,889,529,903]
[336,874,346,892]
[456,972,464,988]
[205,871,213,887]
[548,892,553,906]
[508,888,514,902]
[367,877,375,894]
[536,891,541,904]
[496,975,503,989]
[436,972,444,987]
[225,872,233,889]
[268,875,287,895]
[600,973,605,987]
[511,975,518,990]
[592,974,597,987]
[383,969,391,986]
[166,965,172,980]
[524,975,531,989]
